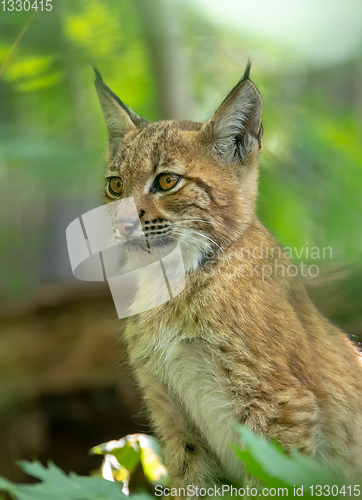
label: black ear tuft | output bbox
[93,65,148,146]
[241,59,252,83]
[93,65,145,124]
[92,65,103,84]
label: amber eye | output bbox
[107,177,123,197]
[156,173,181,191]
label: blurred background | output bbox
[0,0,361,483]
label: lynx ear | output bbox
[202,62,263,164]
[93,66,147,145]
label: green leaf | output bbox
[234,425,346,490]
[138,435,168,486]
[18,460,72,485]
[0,461,154,500]
[231,444,291,491]
[92,437,141,475]
[92,434,168,486]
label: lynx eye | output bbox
[156,173,181,191]
[107,176,123,197]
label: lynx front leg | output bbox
[138,371,224,498]
[244,376,320,458]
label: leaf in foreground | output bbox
[92,434,168,486]
[0,461,151,500]
[233,425,347,490]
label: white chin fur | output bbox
[178,235,213,272]
[115,232,213,276]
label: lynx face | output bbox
[95,64,263,271]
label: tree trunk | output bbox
[133,0,193,120]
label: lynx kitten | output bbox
[94,63,362,489]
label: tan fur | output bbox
[95,67,362,491]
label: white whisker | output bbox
[172,229,210,249]
[191,230,224,253]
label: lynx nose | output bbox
[114,220,137,238]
